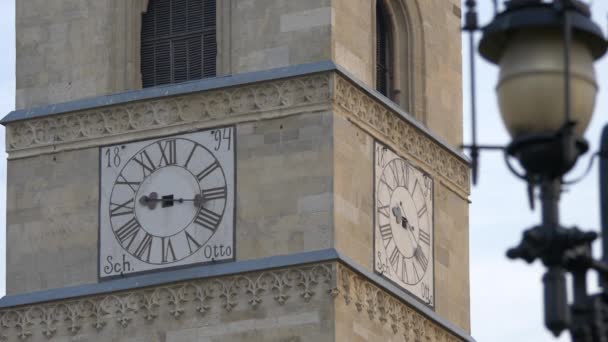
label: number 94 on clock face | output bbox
[98,127,235,279]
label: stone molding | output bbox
[333,75,470,194]
[4,70,469,193]
[336,263,462,342]
[0,263,335,341]
[0,262,466,341]
[5,74,332,155]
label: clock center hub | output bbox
[390,186,419,258]
[135,166,201,237]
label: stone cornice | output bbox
[2,62,469,193]
[332,74,470,195]
[0,262,470,342]
[4,73,332,159]
[0,263,335,341]
[336,263,464,342]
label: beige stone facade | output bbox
[2,69,470,340]
[0,262,468,342]
[6,0,470,341]
[16,0,462,146]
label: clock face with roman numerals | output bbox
[374,141,434,307]
[99,127,235,279]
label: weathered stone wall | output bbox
[331,0,463,146]
[15,0,147,109]
[6,111,333,294]
[235,112,334,260]
[3,70,469,338]
[6,149,99,294]
[0,263,337,342]
[230,0,332,74]
[15,0,334,110]
[15,0,462,147]
[0,263,468,342]
[332,115,470,332]
[332,75,470,332]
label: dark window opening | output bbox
[141,0,217,88]
[376,1,393,98]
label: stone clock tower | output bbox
[0,0,473,341]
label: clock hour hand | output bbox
[397,202,416,232]
[392,204,415,232]
[139,192,206,210]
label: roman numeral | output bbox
[400,161,410,188]
[110,198,134,217]
[419,230,431,245]
[197,161,220,182]
[134,233,153,262]
[417,204,427,218]
[401,257,409,282]
[412,179,421,196]
[380,174,395,192]
[184,144,198,169]
[185,231,202,254]
[202,186,227,201]
[133,150,156,178]
[389,161,403,187]
[116,174,141,193]
[379,224,393,242]
[194,207,222,232]
[412,261,420,282]
[115,218,141,248]
[161,237,176,263]
[414,246,429,271]
[389,247,400,268]
[157,139,177,167]
[424,176,433,196]
[378,204,390,218]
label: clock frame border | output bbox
[372,139,436,309]
[97,124,238,282]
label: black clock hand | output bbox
[391,206,402,224]
[139,192,207,209]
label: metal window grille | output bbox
[141,0,217,88]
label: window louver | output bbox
[376,1,391,97]
[141,0,217,88]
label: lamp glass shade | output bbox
[497,29,598,138]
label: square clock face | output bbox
[99,126,235,279]
[374,141,434,307]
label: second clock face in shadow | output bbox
[374,141,434,307]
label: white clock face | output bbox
[374,142,434,307]
[99,127,235,279]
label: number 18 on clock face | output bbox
[99,127,235,279]
[374,141,434,307]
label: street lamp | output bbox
[462,0,608,340]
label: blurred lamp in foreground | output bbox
[463,0,608,340]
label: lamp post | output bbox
[462,0,608,340]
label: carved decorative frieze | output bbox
[5,74,332,152]
[0,263,335,341]
[333,75,470,193]
[336,264,463,342]
[0,263,466,341]
[4,71,469,193]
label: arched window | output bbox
[141,0,217,88]
[374,0,426,120]
[376,0,393,98]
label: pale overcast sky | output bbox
[0,1,607,341]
